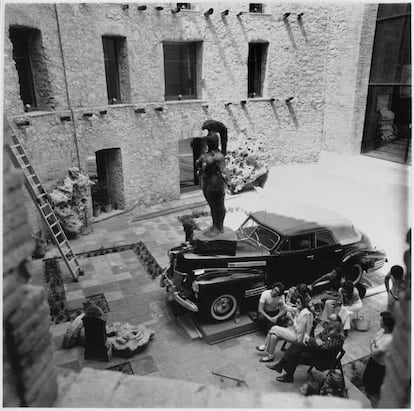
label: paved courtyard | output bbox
[30,152,410,405]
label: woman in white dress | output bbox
[256,295,313,362]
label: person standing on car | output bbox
[257,282,288,332]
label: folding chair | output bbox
[307,347,346,390]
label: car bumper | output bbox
[161,268,199,313]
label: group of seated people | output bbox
[254,268,364,386]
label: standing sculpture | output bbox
[196,130,229,236]
[201,119,228,156]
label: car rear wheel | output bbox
[346,264,363,285]
[209,294,238,321]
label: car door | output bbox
[313,230,343,279]
[269,233,316,287]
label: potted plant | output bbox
[93,202,101,217]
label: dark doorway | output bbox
[91,148,125,213]
[179,138,204,193]
[361,4,411,164]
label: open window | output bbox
[102,36,131,104]
[9,26,52,111]
[248,42,268,98]
[249,3,264,13]
[177,3,191,10]
[163,42,202,101]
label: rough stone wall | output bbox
[5,3,68,114]
[4,3,375,229]
[322,3,378,155]
[3,120,58,407]
[28,29,56,111]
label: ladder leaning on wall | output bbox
[6,119,84,282]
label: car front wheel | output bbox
[209,293,238,321]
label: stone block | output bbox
[25,367,58,406]
[18,325,52,357]
[3,279,26,318]
[57,368,124,407]
[13,318,51,355]
[18,332,52,367]
[7,285,46,326]
[12,305,51,344]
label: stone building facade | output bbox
[4,2,378,233]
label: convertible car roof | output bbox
[250,205,362,245]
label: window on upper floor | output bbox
[102,36,131,104]
[248,42,268,98]
[9,26,52,111]
[177,3,191,10]
[163,42,202,101]
[249,3,264,13]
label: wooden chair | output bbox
[82,316,112,361]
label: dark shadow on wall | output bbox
[287,103,299,129]
[270,102,282,126]
[283,19,298,50]
[241,104,255,132]
[297,20,309,44]
[236,16,249,44]
[225,104,241,134]
[206,18,235,85]
[221,15,244,65]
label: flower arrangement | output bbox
[225,132,269,193]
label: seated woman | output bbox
[256,295,313,362]
[319,280,362,331]
[286,283,317,318]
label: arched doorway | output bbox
[361,4,411,164]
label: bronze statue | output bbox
[201,119,228,155]
[196,131,229,235]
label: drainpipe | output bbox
[54,3,82,170]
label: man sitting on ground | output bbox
[267,313,345,383]
[257,282,288,332]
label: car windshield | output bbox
[237,217,280,251]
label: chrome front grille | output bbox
[173,269,187,288]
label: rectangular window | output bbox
[177,3,191,10]
[9,27,38,109]
[248,42,268,98]
[102,36,130,104]
[290,234,313,251]
[315,231,336,247]
[163,42,200,101]
[249,3,263,13]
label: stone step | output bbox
[56,367,364,408]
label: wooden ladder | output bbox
[7,120,84,282]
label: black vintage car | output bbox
[161,205,386,321]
